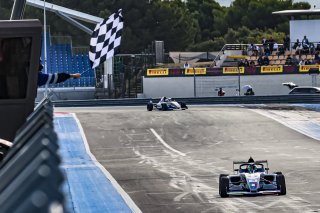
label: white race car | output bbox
[147,97,188,111]
[219,157,286,197]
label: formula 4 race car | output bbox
[219,157,286,197]
[147,97,188,111]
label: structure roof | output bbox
[273,9,320,16]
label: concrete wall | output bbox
[290,19,320,43]
[143,74,319,98]
[143,77,195,98]
[36,87,96,101]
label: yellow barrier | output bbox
[184,68,206,75]
[223,67,245,74]
[261,65,283,73]
[147,68,169,76]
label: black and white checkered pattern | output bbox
[89,9,123,69]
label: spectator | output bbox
[249,60,255,67]
[257,55,263,66]
[217,88,225,96]
[302,35,310,49]
[295,44,303,56]
[316,43,320,52]
[277,46,285,57]
[283,35,290,51]
[285,55,293,65]
[253,45,259,56]
[291,55,299,65]
[264,46,271,56]
[305,59,312,65]
[263,56,270,65]
[247,44,254,56]
[273,42,279,53]
[262,38,267,48]
[309,43,316,54]
[299,59,305,65]
[268,37,275,54]
[292,39,300,50]
[243,85,255,96]
[314,52,320,64]
[238,59,245,67]
[244,59,250,67]
[183,61,190,68]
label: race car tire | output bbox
[147,103,153,111]
[180,102,188,110]
[276,174,286,195]
[274,172,283,175]
[161,103,168,111]
[219,177,229,198]
[219,174,228,194]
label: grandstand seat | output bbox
[274,60,281,65]
[307,54,313,60]
[280,59,286,64]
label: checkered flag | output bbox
[89,9,123,69]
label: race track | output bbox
[56,105,320,213]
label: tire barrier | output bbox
[0,98,65,212]
[52,95,320,107]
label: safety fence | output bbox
[0,98,64,212]
[146,65,320,77]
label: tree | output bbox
[186,0,225,41]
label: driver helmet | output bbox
[248,164,257,173]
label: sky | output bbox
[215,0,319,8]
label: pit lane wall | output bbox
[142,65,320,98]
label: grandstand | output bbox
[40,32,96,88]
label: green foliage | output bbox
[0,0,313,52]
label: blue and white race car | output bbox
[219,157,286,197]
[147,97,188,111]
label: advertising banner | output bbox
[299,65,320,72]
[185,68,206,75]
[261,65,283,73]
[223,67,244,74]
[147,68,169,76]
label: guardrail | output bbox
[52,95,320,107]
[0,98,65,212]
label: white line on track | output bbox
[150,128,186,157]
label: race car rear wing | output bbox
[233,160,269,174]
[233,160,268,164]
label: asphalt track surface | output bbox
[56,105,320,213]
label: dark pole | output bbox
[193,67,196,97]
[235,59,241,96]
[10,0,27,20]
[135,73,137,96]
[238,65,241,96]
[128,72,131,98]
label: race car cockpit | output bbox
[239,163,264,173]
